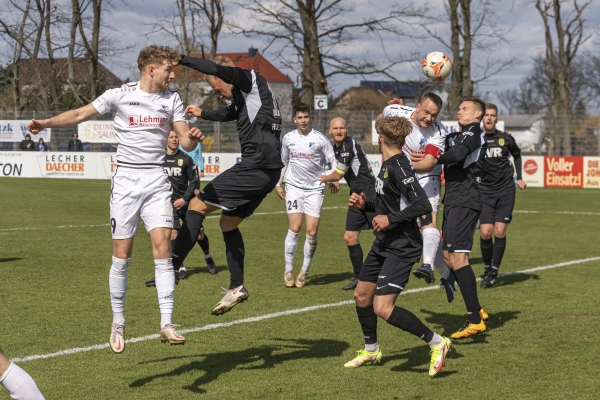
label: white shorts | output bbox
[285,185,324,218]
[418,175,441,214]
[110,166,173,239]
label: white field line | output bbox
[1,207,598,233]
[12,256,600,364]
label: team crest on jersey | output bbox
[419,137,427,151]
[383,167,388,178]
[498,138,505,146]
[309,142,315,148]
[177,159,183,166]
[161,104,171,112]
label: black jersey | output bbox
[180,56,283,170]
[364,153,432,262]
[480,129,522,195]
[163,150,199,204]
[439,122,486,210]
[334,136,376,195]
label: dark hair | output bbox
[293,102,311,116]
[73,133,78,138]
[461,96,486,120]
[485,103,498,113]
[137,45,180,71]
[421,92,443,109]
[375,116,413,149]
[25,134,31,139]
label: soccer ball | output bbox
[421,52,452,82]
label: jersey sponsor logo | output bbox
[163,167,182,176]
[128,115,169,128]
[375,177,384,194]
[403,177,414,184]
[486,147,502,158]
[290,151,316,160]
[498,138,505,146]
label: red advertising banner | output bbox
[544,156,583,188]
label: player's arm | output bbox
[179,55,253,92]
[436,133,480,165]
[320,141,351,183]
[183,158,199,202]
[275,136,289,200]
[322,143,340,193]
[508,136,527,190]
[412,123,446,172]
[173,120,203,152]
[410,152,439,173]
[186,103,237,122]
[27,103,100,133]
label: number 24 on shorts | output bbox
[287,200,298,211]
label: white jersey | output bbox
[383,104,446,180]
[278,129,337,190]
[92,82,186,167]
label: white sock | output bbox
[365,342,379,352]
[422,227,440,266]
[0,362,45,400]
[155,259,175,328]
[433,241,450,279]
[428,333,444,347]
[109,257,130,324]
[284,230,299,271]
[179,265,186,272]
[301,235,318,272]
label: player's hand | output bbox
[387,98,404,106]
[185,105,203,118]
[517,179,527,190]
[27,119,45,134]
[349,192,366,210]
[173,198,186,209]
[275,185,285,199]
[372,215,390,232]
[189,127,205,141]
[199,170,205,178]
[329,181,339,194]
[410,152,425,163]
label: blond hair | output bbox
[375,116,413,149]
[205,56,236,83]
[137,45,180,71]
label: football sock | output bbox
[348,243,364,277]
[109,256,130,324]
[428,333,444,348]
[492,236,506,270]
[284,230,299,272]
[365,343,379,352]
[197,234,215,265]
[480,237,493,266]
[386,306,434,343]
[454,265,482,324]
[172,210,205,270]
[356,305,378,345]
[223,228,245,289]
[154,259,175,328]
[0,362,44,400]
[301,234,318,273]
[433,241,450,280]
[422,227,440,266]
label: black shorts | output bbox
[442,205,480,252]
[172,206,204,235]
[479,191,515,225]
[198,164,280,219]
[345,207,376,231]
[359,250,414,296]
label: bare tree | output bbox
[420,0,517,112]
[230,0,425,105]
[191,0,224,61]
[535,0,591,156]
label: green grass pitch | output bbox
[0,177,598,399]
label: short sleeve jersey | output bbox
[163,150,198,203]
[443,122,487,210]
[92,82,186,167]
[333,136,376,195]
[480,130,521,195]
[371,153,428,262]
[383,104,446,179]
[280,129,336,190]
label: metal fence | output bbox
[2,110,599,156]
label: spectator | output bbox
[19,134,36,151]
[37,138,49,152]
[67,133,83,151]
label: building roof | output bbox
[18,58,123,87]
[176,48,293,84]
[499,114,544,129]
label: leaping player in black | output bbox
[343,116,451,377]
[479,103,526,288]
[172,54,283,315]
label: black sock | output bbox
[197,234,214,264]
[454,265,482,324]
[172,210,205,270]
[348,244,364,278]
[492,237,506,271]
[356,305,378,345]
[480,237,493,266]
[386,306,434,343]
[223,228,244,289]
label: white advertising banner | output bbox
[583,156,600,189]
[78,120,117,143]
[521,156,544,187]
[0,120,51,142]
